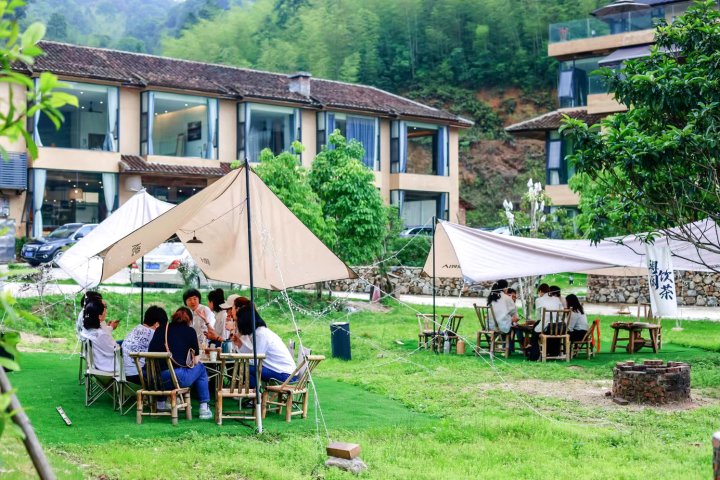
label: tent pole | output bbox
[432,215,437,353]
[140,256,145,323]
[244,161,263,434]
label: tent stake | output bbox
[244,160,263,434]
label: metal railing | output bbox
[549,2,692,44]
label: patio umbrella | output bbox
[592,0,650,17]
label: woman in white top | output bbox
[534,283,564,333]
[231,296,296,388]
[80,300,118,372]
[566,294,589,342]
[183,288,216,346]
[204,288,230,345]
[486,280,517,334]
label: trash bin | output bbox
[330,322,351,360]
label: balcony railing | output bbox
[549,2,691,44]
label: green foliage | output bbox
[563,1,720,249]
[389,235,432,267]
[309,131,386,265]
[252,143,336,247]
[159,0,606,91]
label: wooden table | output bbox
[610,322,660,353]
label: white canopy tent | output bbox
[57,190,174,288]
[422,219,720,282]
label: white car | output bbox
[129,242,206,287]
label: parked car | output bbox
[21,223,97,267]
[399,226,434,237]
[129,242,207,287]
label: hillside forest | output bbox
[19,0,607,227]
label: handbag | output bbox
[165,322,195,369]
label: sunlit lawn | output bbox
[2,290,720,479]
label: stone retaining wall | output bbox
[612,360,691,404]
[308,266,495,298]
[587,271,720,306]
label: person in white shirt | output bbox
[183,288,216,347]
[76,291,119,339]
[534,283,564,333]
[204,289,231,345]
[80,300,118,372]
[549,285,567,308]
[566,294,589,342]
[231,296,296,388]
[122,306,167,384]
[486,280,518,334]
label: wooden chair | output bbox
[130,352,191,425]
[416,313,438,349]
[435,314,463,352]
[639,302,662,350]
[84,340,118,408]
[215,353,265,427]
[262,355,325,422]
[571,319,600,359]
[539,308,571,362]
[474,304,511,357]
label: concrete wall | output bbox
[549,29,655,59]
[546,184,580,207]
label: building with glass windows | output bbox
[2,41,471,238]
[506,0,692,211]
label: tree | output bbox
[562,1,720,269]
[45,12,67,41]
[0,0,77,473]
[309,131,387,265]
[251,142,336,247]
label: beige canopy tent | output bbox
[97,165,356,433]
[98,166,356,289]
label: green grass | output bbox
[3,292,720,479]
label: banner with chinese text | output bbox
[645,243,678,318]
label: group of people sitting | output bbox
[77,288,297,420]
[486,280,588,360]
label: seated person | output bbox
[566,294,588,342]
[534,283,564,332]
[148,307,212,420]
[76,291,118,339]
[80,300,118,372]
[123,306,167,385]
[231,296,296,388]
[486,280,519,352]
[183,288,215,347]
[549,285,567,308]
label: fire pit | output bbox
[612,360,691,405]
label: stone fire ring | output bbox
[612,360,691,405]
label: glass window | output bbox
[546,131,576,185]
[39,171,109,229]
[324,112,379,170]
[405,123,448,176]
[141,92,218,159]
[144,182,203,204]
[557,56,604,107]
[392,190,448,227]
[36,81,118,151]
[240,103,298,161]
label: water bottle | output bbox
[222,339,232,354]
[443,335,450,354]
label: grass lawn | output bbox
[2,291,720,479]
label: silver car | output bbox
[129,242,206,287]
